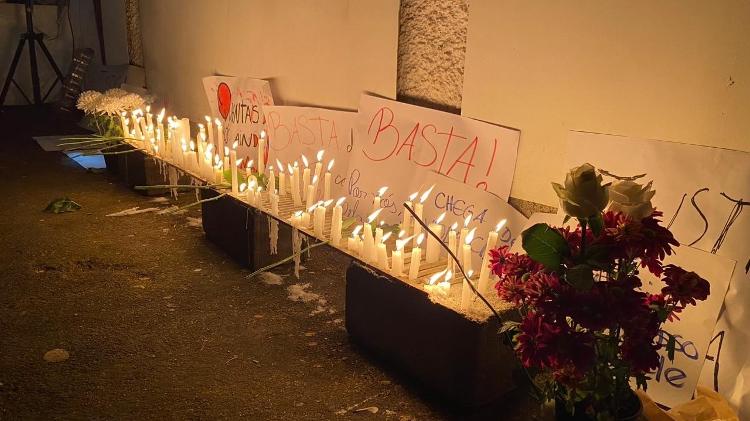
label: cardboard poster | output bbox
[565,131,750,415]
[348,94,520,223]
[264,105,356,202]
[419,171,527,273]
[202,76,274,160]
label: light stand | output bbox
[0,0,65,106]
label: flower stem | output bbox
[580,218,588,257]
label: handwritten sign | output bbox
[264,105,355,200]
[419,171,526,272]
[202,76,274,159]
[565,131,750,415]
[640,247,734,408]
[347,94,520,223]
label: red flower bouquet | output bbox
[492,164,710,420]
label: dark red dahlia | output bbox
[661,264,710,307]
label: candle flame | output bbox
[312,175,319,185]
[335,197,346,207]
[444,270,453,282]
[408,191,419,201]
[146,105,151,113]
[396,235,414,251]
[416,233,425,246]
[189,140,195,151]
[327,159,334,172]
[248,178,257,189]
[181,143,187,152]
[224,146,229,156]
[294,211,303,217]
[232,140,238,149]
[323,199,334,207]
[308,203,318,212]
[214,154,221,166]
[398,229,406,238]
[496,219,507,232]
[367,208,383,223]
[236,157,244,167]
[316,149,324,161]
[450,222,458,231]
[260,130,266,139]
[465,227,477,245]
[429,269,447,285]
[352,225,362,237]
[276,159,284,172]
[419,185,435,204]
[382,232,392,243]
[247,159,254,169]
[287,163,294,174]
[214,118,222,127]
[200,132,206,141]
[435,211,446,224]
[467,269,474,278]
[463,213,472,227]
[376,186,388,197]
[198,123,204,129]
[239,183,247,192]
[205,116,211,122]
[157,108,165,121]
[301,154,309,168]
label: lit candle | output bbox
[246,178,257,205]
[461,227,476,274]
[119,112,129,138]
[391,233,413,277]
[205,116,214,146]
[188,140,197,173]
[131,109,143,140]
[425,269,452,297]
[323,159,334,201]
[460,213,472,266]
[223,146,230,174]
[414,185,434,238]
[230,141,239,194]
[214,118,224,157]
[330,197,345,246]
[300,208,311,228]
[408,233,425,281]
[363,208,383,264]
[377,231,392,271]
[145,105,153,127]
[291,211,303,228]
[276,160,287,195]
[426,212,446,263]
[258,130,266,174]
[402,191,418,236]
[196,126,204,172]
[291,162,301,206]
[478,220,506,295]
[313,150,324,183]
[306,175,318,210]
[372,186,388,213]
[348,225,362,254]
[301,154,311,191]
[448,222,458,272]
[374,221,384,244]
[213,154,223,184]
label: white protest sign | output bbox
[420,171,526,273]
[202,76,274,160]
[348,94,520,223]
[564,131,750,415]
[640,247,734,409]
[264,105,356,202]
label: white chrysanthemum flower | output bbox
[76,90,102,114]
[96,96,125,115]
[119,93,145,112]
[103,88,128,98]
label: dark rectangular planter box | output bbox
[200,189,299,270]
[104,144,169,195]
[345,261,518,408]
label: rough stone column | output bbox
[125,0,143,67]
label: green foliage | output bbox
[521,223,569,269]
[83,114,123,138]
[341,217,358,231]
[44,198,81,213]
[566,264,594,290]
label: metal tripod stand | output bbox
[0,0,65,106]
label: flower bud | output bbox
[551,163,609,219]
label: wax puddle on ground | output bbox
[286,283,334,316]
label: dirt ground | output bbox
[0,107,543,420]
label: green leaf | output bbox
[521,223,569,269]
[588,213,603,236]
[566,264,594,290]
[341,217,357,231]
[583,244,610,270]
[44,198,81,213]
[498,321,520,335]
[666,333,676,362]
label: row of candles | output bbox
[120,108,503,311]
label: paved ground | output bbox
[0,106,543,420]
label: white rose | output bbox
[607,180,656,221]
[551,163,609,219]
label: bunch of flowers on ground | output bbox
[492,163,710,419]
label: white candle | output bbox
[461,227,476,273]
[213,155,223,184]
[214,119,224,158]
[348,225,363,254]
[313,204,326,237]
[363,223,375,263]
[426,212,446,263]
[402,191,418,236]
[426,269,452,297]
[119,112,129,138]
[271,190,279,215]
[301,155,311,189]
[205,116,214,146]
[413,185,434,238]
[377,233,392,271]
[323,159,334,201]
[408,233,425,281]
[301,211,311,228]
[230,148,239,194]
[145,105,153,127]
[258,130,266,174]
[196,128,204,171]
[460,213,472,266]
[391,234,412,277]
[132,110,143,140]
[306,181,316,211]
[276,160,287,195]
[372,186,388,213]
[374,225,383,245]
[291,163,301,206]
[314,149,324,184]
[448,222,458,271]
[291,211,302,227]
[478,220,506,295]
[330,197,345,246]
[461,270,476,311]
[268,167,276,193]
